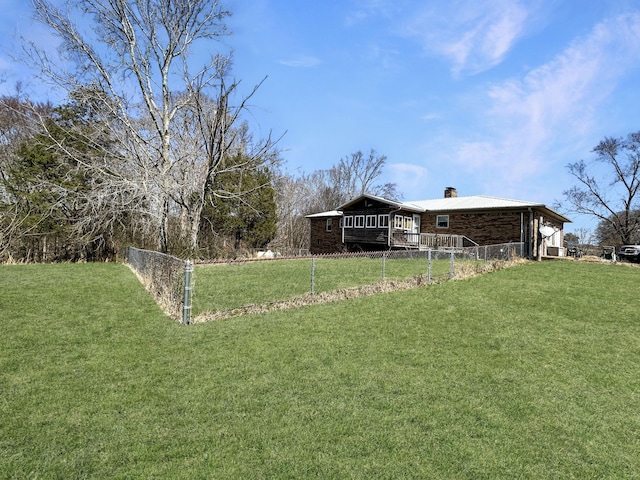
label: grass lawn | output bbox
[1,260,639,478]
[192,255,458,314]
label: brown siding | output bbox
[421,211,524,245]
[343,227,388,244]
[309,217,344,254]
[341,205,394,249]
[309,198,565,256]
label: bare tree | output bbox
[563,131,640,246]
[574,227,594,246]
[21,0,279,254]
[303,149,401,214]
[332,149,400,203]
[269,171,312,255]
[269,149,401,254]
[181,78,281,254]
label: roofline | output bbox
[337,193,410,211]
[305,210,343,218]
[417,203,571,223]
[312,194,571,223]
[535,206,572,223]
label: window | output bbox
[339,217,343,228]
[326,218,332,232]
[317,239,323,246]
[378,214,389,228]
[404,216,412,230]
[394,215,404,229]
[344,216,353,228]
[436,215,449,228]
[413,215,421,233]
[355,215,365,228]
[366,215,377,228]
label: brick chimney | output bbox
[444,187,458,198]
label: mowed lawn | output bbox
[1,261,639,478]
[192,255,457,314]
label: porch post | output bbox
[537,216,543,261]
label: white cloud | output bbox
[345,0,536,74]
[344,0,401,26]
[421,112,441,121]
[401,0,534,75]
[278,55,322,68]
[453,12,640,185]
[388,162,430,198]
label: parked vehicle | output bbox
[566,242,583,258]
[618,245,640,262]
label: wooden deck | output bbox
[391,233,472,250]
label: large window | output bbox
[344,216,353,228]
[366,215,377,228]
[378,214,389,228]
[436,215,449,228]
[394,215,404,229]
[355,215,365,228]
[325,218,332,232]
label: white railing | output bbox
[392,232,468,249]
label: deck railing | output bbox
[391,232,476,249]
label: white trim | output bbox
[412,214,421,234]
[344,216,353,228]
[366,215,377,228]
[436,214,449,229]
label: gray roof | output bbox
[406,195,541,211]
[404,195,570,222]
[305,210,342,218]
[307,193,571,223]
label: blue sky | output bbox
[2,0,640,235]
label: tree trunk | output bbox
[158,196,170,253]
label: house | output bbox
[307,187,571,258]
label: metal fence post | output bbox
[427,249,432,283]
[182,260,193,325]
[449,250,455,279]
[311,256,316,296]
[382,252,386,281]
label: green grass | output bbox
[192,255,456,314]
[1,260,639,478]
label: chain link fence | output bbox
[192,242,524,322]
[125,247,193,324]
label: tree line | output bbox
[0,89,396,261]
[0,0,398,262]
[2,0,636,262]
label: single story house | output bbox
[307,187,571,258]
